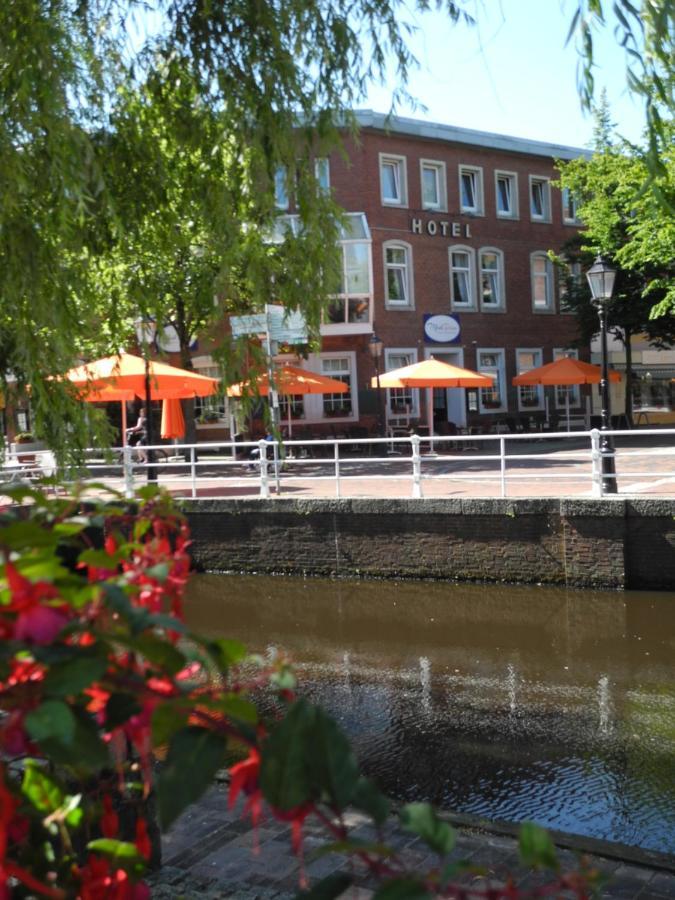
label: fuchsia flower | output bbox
[3,563,68,645]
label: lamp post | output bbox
[135,317,158,484]
[586,256,617,495]
[368,331,385,436]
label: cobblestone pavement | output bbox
[149,784,675,899]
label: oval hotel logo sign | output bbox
[423,313,461,344]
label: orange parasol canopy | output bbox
[63,352,219,400]
[372,357,494,389]
[161,398,186,440]
[227,364,348,397]
[512,356,621,386]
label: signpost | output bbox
[230,305,309,491]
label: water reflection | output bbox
[185,575,675,853]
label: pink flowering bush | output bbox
[0,485,598,899]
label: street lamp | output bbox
[135,317,158,484]
[586,256,617,495]
[368,331,385,436]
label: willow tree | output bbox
[1,0,672,451]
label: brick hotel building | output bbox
[196,110,592,439]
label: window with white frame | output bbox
[477,349,506,413]
[321,356,353,418]
[385,349,418,417]
[495,171,518,219]
[516,349,544,411]
[420,160,446,211]
[558,258,582,313]
[194,363,227,422]
[379,154,407,206]
[324,213,373,326]
[274,166,289,210]
[279,394,305,421]
[459,165,483,214]
[479,248,505,310]
[531,252,554,311]
[384,241,413,308]
[553,349,581,407]
[529,176,551,221]
[314,158,330,193]
[449,246,476,309]
[561,187,579,224]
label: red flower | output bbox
[135,818,152,861]
[101,794,119,839]
[228,749,263,831]
[78,855,149,900]
[3,563,68,645]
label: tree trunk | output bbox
[174,297,198,460]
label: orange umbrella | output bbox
[161,398,186,440]
[62,352,218,445]
[371,357,494,444]
[513,357,621,431]
[227,364,347,436]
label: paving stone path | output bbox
[149,784,675,899]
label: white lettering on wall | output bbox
[409,218,474,239]
[427,220,437,235]
[452,222,461,237]
[411,218,423,234]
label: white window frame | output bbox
[561,187,579,224]
[274,165,290,210]
[553,348,581,408]
[379,153,408,207]
[449,245,477,310]
[314,157,330,193]
[477,348,506,415]
[478,247,506,312]
[458,164,484,215]
[420,159,447,211]
[494,170,519,219]
[530,251,554,312]
[193,356,228,427]
[516,348,544,412]
[529,175,551,222]
[383,240,414,310]
[385,348,419,419]
[320,213,373,335]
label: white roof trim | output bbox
[352,110,591,161]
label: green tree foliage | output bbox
[557,112,675,421]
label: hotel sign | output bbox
[411,218,472,238]
[424,314,461,344]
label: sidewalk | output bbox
[150,784,675,899]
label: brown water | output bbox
[185,574,675,854]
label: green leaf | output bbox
[25,701,76,746]
[518,822,559,871]
[44,655,108,696]
[204,637,247,670]
[145,562,169,582]
[352,777,390,827]
[22,762,64,814]
[307,706,359,810]
[0,522,59,550]
[105,693,142,729]
[372,878,431,899]
[260,699,316,811]
[151,702,189,746]
[128,634,186,675]
[87,838,143,865]
[294,873,353,899]
[400,803,455,856]
[78,549,122,568]
[158,726,227,828]
[219,694,258,725]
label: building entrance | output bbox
[425,349,466,430]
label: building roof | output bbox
[353,109,591,161]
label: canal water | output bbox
[185,574,675,854]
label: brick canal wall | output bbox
[184,498,675,591]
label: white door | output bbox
[425,348,466,428]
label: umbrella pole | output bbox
[121,402,127,447]
[427,387,435,455]
[566,390,571,432]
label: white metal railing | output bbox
[2,429,674,500]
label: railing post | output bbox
[411,434,423,498]
[258,439,270,499]
[500,436,506,498]
[123,446,134,499]
[190,446,197,499]
[334,440,341,498]
[590,428,602,497]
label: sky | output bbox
[363,0,646,149]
